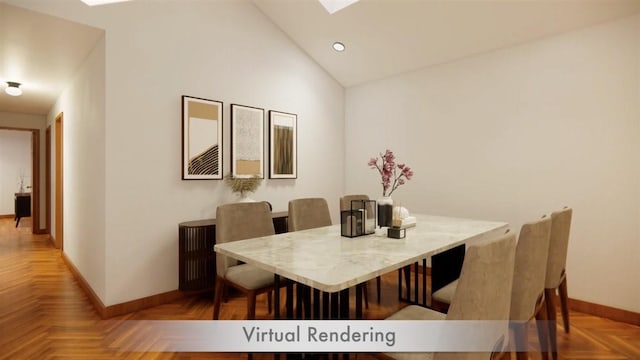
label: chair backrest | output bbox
[510,216,552,321]
[288,198,332,232]
[339,194,370,210]
[446,231,516,321]
[340,194,375,219]
[437,231,516,360]
[545,207,572,289]
[215,201,275,276]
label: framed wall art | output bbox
[231,104,264,178]
[182,95,223,180]
[268,110,297,179]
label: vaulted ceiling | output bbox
[253,0,640,87]
[1,0,640,115]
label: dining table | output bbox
[214,213,509,320]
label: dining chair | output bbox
[340,194,381,305]
[288,197,332,232]
[432,217,553,360]
[287,197,332,318]
[212,201,276,320]
[383,231,517,360]
[288,197,371,316]
[545,207,572,360]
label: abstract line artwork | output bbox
[231,104,264,178]
[182,96,223,180]
[269,110,297,179]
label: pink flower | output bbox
[368,150,414,197]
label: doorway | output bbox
[0,127,40,234]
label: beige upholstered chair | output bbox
[545,207,572,360]
[340,194,380,305]
[432,217,553,360]
[510,217,552,360]
[288,197,332,232]
[213,202,276,320]
[383,232,517,360]
[288,197,333,318]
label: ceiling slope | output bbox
[253,0,640,87]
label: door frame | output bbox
[54,113,64,250]
[46,126,51,236]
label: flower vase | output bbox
[377,196,393,228]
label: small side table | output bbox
[14,193,31,228]
[179,219,217,292]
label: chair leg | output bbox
[545,288,558,360]
[513,321,529,360]
[363,282,369,309]
[376,275,382,303]
[213,278,225,320]
[535,299,550,360]
[558,276,570,334]
[247,290,257,320]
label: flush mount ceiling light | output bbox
[333,42,346,52]
[318,0,360,14]
[80,0,131,6]
[5,82,22,96]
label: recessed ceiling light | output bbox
[80,0,131,6]
[333,42,346,52]
[5,82,22,96]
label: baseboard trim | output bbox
[61,251,107,318]
[103,289,185,319]
[0,214,14,219]
[34,228,47,234]
[568,297,640,326]
[61,252,186,319]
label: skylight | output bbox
[317,0,360,14]
[80,0,131,6]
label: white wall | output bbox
[47,35,107,302]
[13,0,345,306]
[0,130,32,215]
[346,15,640,312]
[0,112,46,229]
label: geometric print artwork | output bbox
[182,96,223,180]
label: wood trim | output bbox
[568,297,640,326]
[61,251,186,319]
[31,129,41,234]
[54,113,63,250]
[103,290,186,319]
[45,126,51,236]
[61,251,107,318]
[33,229,48,235]
[0,214,14,219]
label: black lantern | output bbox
[341,199,376,237]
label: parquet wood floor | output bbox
[1,218,638,359]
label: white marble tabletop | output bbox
[214,214,508,293]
